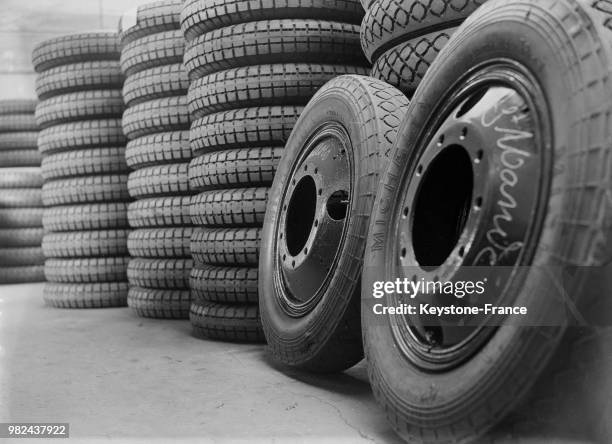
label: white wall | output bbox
[0,0,150,100]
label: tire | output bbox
[127,163,189,199]
[127,257,192,289]
[43,282,128,308]
[184,20,366,79]
[190,227,261,266]
[0,189,42,208]
[180,0,364,41]
[0,265,45,284]
[42,230,129,258]
[190,187,268,227]
[122,96,189,139]
[0,167,42,188]
[0,247,44,266]
[370,30,454,96]
[0,132,38,150]
[42,174,129,206]
[44,257,129,283]
[189,147,283,190]
[259,75,408,372]
[35,61,123,100]
[35,90,124,128]
[127,196,191,228]
[188,63,369,118]
[0,228,44,247]
[127,227,193,258]
[360,0,485,62]
[43,203,128,232]
[119,0,182,45]
[0,149,41,167]
[0,208,43,228]
[122,63,188,107]
[120,30,184,76]
[0,99,37,115]
[190,106,303,154]
[41,147,127,180]
[125,131,191,169]
[190,265,258,304]
[38,119,125,155]
[361,1,612,442]
[190,302,264,343]
[127,286,190,319]
[0,114,38,132]
[32,32,120,73]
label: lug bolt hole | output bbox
[459,246,465,257]
[475,150,484,163]
[438,134,445,145]
[461,127,468,139]
[417,165,423,176]
[475,197,483,209]
[400,248,407,259]
[403,207,409,218]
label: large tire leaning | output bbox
[259,75,408,372]
[362,1,612,442]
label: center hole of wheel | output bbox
[412,145,473,270]
[285,175,317,256]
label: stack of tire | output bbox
[0,100,45,284]
[180,0,369,342]
[33,33,130,308]
[119,0,193,319]
[360,0,486,96]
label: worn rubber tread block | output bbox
[43,203,128,232]
[184,20,367,79]
[119,0,182,45]
[127,257,192,289]
[0,114,38,132]
[32,32,120,73]
[38,119,125,154]
[122,64,188,106]
[190,106,302,154]
[42,230,129,258]
[0,188,42,208]
[0,208,43,228]
[0,149,41,167]
[0,265,44,283]
[127,286,191,319]
[0,132,38,150]
[0,228,44,247]
[188,63,369,118]
[189,147,283,190]
[125,131,191,169]
[360,0,485,61]
[190,265,258,304]
[0,247,44,266]
[181,0,364,40]
[0,167,43,188]
[190,301,264,342]
[127,227,193,258]
[120,30,184,76]
[127,196,191,228]
[127,162,190,199]
[122,96,189,139]
[35,61,123,100]
[41,147,127,180]
[44,257,129,283]
[42,174,129,206]
[190,227,261,266]
[44,282,128,308]
[35,90,124,128]
[0,99,37,115]
[371,30,454,96]
[190,187,268,227]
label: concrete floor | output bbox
[0,284,403,443]
[0,284,603,443]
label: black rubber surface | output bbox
[127,227,193,258]
[120,30,185,76]
[127,163,190,199]
[119,0,183,45]
[122,96,189,139]
[43,203,128,232]
[41,147,128,180]
[127,286,190,319]
[42,230,129,258]
[42,175,129,206]
[190,301,265,343]
[44,257,129,283]
[0,189,42,208]
[0,99,37,115]
[122,63,188,106]
[35,61,123,100]
[0,132,38,150]
[35,90,125,128]
[0,265,45,284]
[0,247,45,266]
[190,265,258,304]
[190,227,261,266]
[125,131,191,169]
[0,228,44,247]
[190,188,268,227]
[0,149,41,167]
[127,257,192,289]
[0,208,43,228]
[43,282,128,308]
[38,119,125,154]
[0,167,43,188]
[0,114,38,132]
[127,196,192,228]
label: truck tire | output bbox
[35,90,124,128]
[0,247,45,266]
[127,163,189,199]
[190,227,261,266]
[361,1,612,441]
[43,282,128,308]
[45,257,129,283]
[0,265,45,284]
[35,61,123,100]
[127,196,191,228]
[122,96,189,139]
[0,149,41,167]
[0,167,42,188]
[0,228,44,247]
[190,187,268,227]
[43,203,128,232]
[190,301,264,342]
[42,230,129,258]
[125,131,191,169]
[190,265,258,304]
[122,63,188,106]
[127,227,192,258]
[41,147,127,180]
[127,257,192,289]
[120,30,184,76]
[0,208,43,228]
[0,132,38,150]
[119,0,182,45]
[42,174,129,206]
[259,75,408,372]
[127,286,190,319]
[38,119,125,154]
